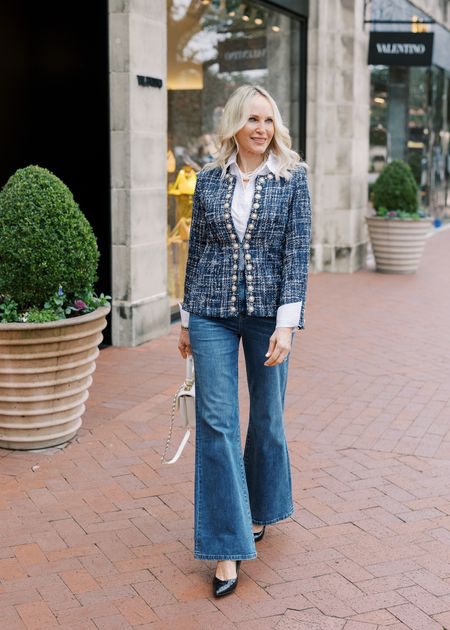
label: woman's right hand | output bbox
[178,328,192,359]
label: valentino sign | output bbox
[368,32,434,66]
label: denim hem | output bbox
[194,551,257,560]
[252,506,294,526]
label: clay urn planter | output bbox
[0,306,109,449]
[367,160,432,274]
[366,216,432,274]
[0,165,110,449]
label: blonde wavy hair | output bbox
[204,85,305,179]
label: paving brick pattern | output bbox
[1,228,450,629]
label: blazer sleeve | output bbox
[181,174,207,310]
[279,167,312,329]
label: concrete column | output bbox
[307,0,370,272]
[387,67,409,161]
[109,0,170,346]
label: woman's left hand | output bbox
[264,327,294,366]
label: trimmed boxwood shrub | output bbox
[372,160,418,214]
[0,165,99,310]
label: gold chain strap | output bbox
[161,385,184,464]
[160,379,194,464]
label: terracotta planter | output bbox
[366,217,432,274]
[0,305,110,450]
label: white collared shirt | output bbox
[180,153,302,329]
[226,152,276,241]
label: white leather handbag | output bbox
[161,356,195,464]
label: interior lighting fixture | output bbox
[254,9,264,25]
[374,97,385,104]
[201,0,211,5]
[242,5,251,21]
[407,140,424,148]
[272,25,280,32]
[411,15,428,33]
[226,0,238,15]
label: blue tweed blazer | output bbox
[182,163,311,328]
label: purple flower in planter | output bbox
[73,299,87,310]
[58,286,64,296]
[387,211,397,218]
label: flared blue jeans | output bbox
[189,274,294,560]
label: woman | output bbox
[178,85,311,597]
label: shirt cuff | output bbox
[276,302,302,329]
[178,303,190,328]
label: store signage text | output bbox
[368,32,433,66]
[137,75,163,88]
[218,38,267,73]
[376,43,426,54]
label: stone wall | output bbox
[109,0,170,346]
[307,0,370,272]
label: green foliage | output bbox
[26,307,61,323]
[43,288,67,320]
[376,206,427,220]
[0,297,19,323]
[66,289,111,314]
[372,160,419,215]
[0,165,100,311]
[0,287,111,324]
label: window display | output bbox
[368,0,450,222]
[167,0,304,310]
[369,64,450,218]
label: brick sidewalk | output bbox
[1,229,450,629]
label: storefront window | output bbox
[369,66,389,177]
[167,0,304,310]
[418,66,449,218]
[407,66,428,192]
[369,0,450,221]
[369,64,450,219]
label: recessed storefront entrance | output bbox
[0,1,111,341]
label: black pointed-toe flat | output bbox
[213,560,241,598]
[253,525,266,542]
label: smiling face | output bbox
[235,94,275,159]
